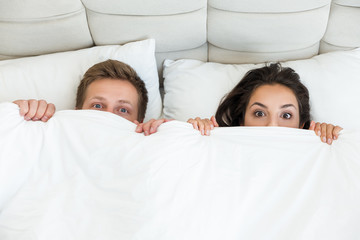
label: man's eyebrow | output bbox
[117,100,132,105]
[89,97,132,105]
[89,96,105,101]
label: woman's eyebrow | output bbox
[250,102,267,108]
[281,104,297,109]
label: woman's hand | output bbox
[187,116,219,136]
[134,118,173,136]
[13,99,56,122]
[309,121,343,145]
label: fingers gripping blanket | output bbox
[0,103,359,240]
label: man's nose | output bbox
[104,107,114,114]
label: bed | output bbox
[1,1,360,239]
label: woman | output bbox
[188,63,342,145]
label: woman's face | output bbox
[244,84,301,128]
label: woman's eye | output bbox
[282,113,292,119]
[254,111,265,117]
[93,103,102,109]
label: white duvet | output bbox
[0,102,359,240]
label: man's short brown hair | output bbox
[76,59,148,121]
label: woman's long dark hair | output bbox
[215,63,311,129]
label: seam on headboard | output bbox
[208,4,330,14]
[209,42,320,55]
[84,7,205,17]
[82,8,95,46]
[332,2,360,8]
[0,8,85,23]
[320,40,358,49]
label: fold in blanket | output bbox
[0,102,359,240]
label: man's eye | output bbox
[255,111,265,117]
[119,108,128,113]
[93,104,102,109]
[282,113,292,119]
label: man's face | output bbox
[81,78,139,122]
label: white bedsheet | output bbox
[0,102,359,240]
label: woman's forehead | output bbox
[248,84,298,106]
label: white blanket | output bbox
[0,102,359,240]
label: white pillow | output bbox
[0,39,161,121]
[163,48,360,130]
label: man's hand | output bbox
[13,99,56,122]
[134,118,173,136]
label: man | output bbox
[13,59,170,135]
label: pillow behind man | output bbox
[0,39,162,121]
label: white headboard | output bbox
[1,0,359,72]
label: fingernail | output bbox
[317,131,321,136]
[150,127,154,133]
[201,130,204,135]
[327,138,332,144]
[25,117,31,121]
[206,130,210,136]
[322,137,326,142]
[333,136,337,140]
[144,131,149,136]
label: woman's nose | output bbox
[267,118,279,127]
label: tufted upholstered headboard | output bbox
[1,0,360,77]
